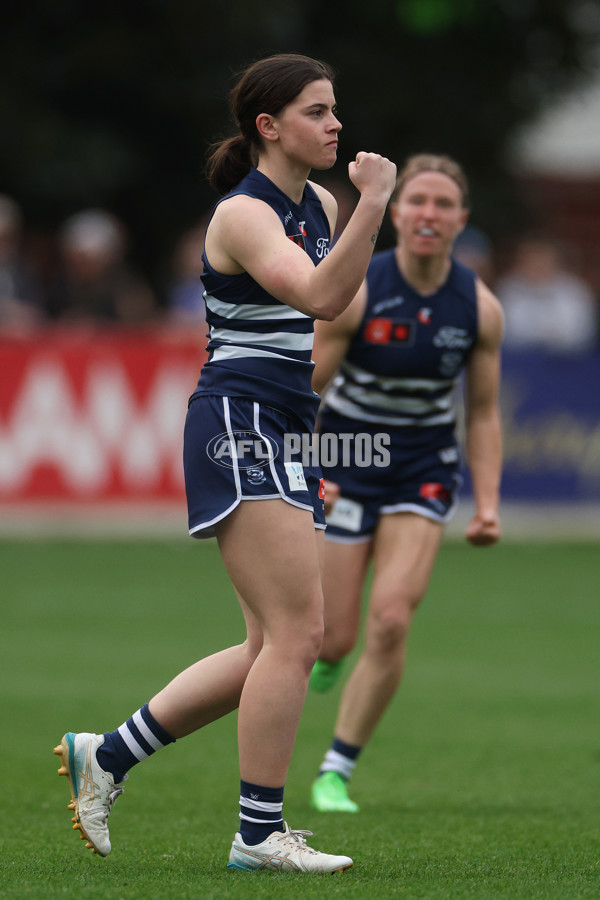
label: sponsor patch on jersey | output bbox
[373,295,405,315]
[284,460,308,492]
[364,318,414,345]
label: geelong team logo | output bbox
[206,430,277,470]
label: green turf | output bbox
[1,537,598,899]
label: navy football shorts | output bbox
[318,412,461,543]
[325,471,461,543]
[184,395,326,539]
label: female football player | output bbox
[309,154,503,813]
[54,52,396,872]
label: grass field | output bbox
[1,537,598,899]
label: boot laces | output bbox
[281,823,318,855]
[101,774,128,819]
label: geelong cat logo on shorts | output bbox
[246,467,267,485]
[207,430,278,469]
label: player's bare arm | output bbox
[312,283,367,395]
[464,281,504,546]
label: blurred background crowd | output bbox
[1,192,599,356]
[1,0,600,355]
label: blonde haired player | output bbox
[309,153,503,812]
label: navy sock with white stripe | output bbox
[95,703,175,783]
[319,736,362,781]
[238,780,285,846]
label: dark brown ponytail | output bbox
[206,134,255,196]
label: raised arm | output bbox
[464,280,504,547]
[205,152,396,321]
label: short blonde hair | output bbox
[392,154,469,207]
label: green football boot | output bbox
[311,771,360,813]
[309,659,344,693]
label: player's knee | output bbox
[300,620,325,673]
[287,608,324,667]
[269,619,322,676]
[369,605,412,655]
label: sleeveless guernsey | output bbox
[190,168,332,430]
[322,249,478,432]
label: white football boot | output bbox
[227,821,353,873]
[53,732,127,857]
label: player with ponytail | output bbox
[54,52,396,873]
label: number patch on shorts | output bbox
[325,497,364,533]
[284,461,308,492]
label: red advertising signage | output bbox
[0,329,207,503]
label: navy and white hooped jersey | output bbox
[190,168,332,430]
[322,249,478,428]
